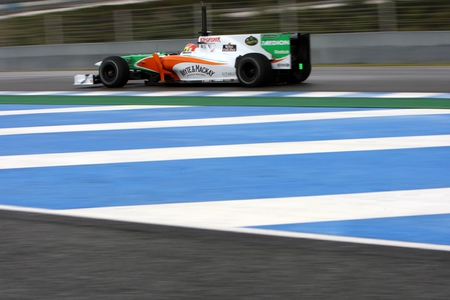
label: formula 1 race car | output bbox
[74,5,311,88]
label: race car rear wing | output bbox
[291,33,311,70]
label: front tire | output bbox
[236,53,272,87]
[99,56,129,88]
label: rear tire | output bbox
[99,56,129,88]
[236,54,272,87]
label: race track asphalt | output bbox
[1,67,450,299]
[2,210,450,299]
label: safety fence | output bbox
[1,0,450,47]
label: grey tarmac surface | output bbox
[1,67,450,299]
[2,210,450,300]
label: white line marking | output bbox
[64,188,450,252]
[375,93,445,98]
[0,105,187,116]
[19,91,68,96]
[2,188,450,251]
[134,91,200,97]
[66,188,450,228]
[73,91,132,96]
[1,108,450,136]
[1,135,449,169]
[208,91,274,97]
[1,91,450,98]
[285,92,355,97]
[234,228,450,252]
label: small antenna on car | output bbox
[199,2,210,36]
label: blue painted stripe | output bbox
[250,214,450,246]
[1,147,449,209]
[1,114,450,155]
[0,104,95,111]
[432,94,450,99]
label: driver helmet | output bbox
[183,43,198,53]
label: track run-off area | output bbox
[1,90,450,252]
[2,66,450,300]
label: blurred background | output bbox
[1,0,449,47]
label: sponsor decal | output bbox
[222,72,236,77]
[199,37,221,43]
[222,43,237,52]
[245,36,258,46]
[261,33,290,59]
[262,40,290,46]
[180,65,215,77]
[274,50,290,55]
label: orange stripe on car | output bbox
[271,57,289,63]
[135,55,226,81]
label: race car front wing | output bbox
[74,74,101,85]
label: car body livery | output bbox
[74,6,311,88]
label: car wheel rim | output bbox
[105,66,115,79]
[242,62,256,81]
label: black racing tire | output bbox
[99,56,129,88]
[236,53,272,87]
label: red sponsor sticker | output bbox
[199,37,221,43]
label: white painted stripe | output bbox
[375,92,445,98]
[0,105,187,116]
[208,91,274,97]
[72,91,132,96]
[234,228,450,252]
[3,188,450,251]
[66,188,450,228]
[285,92,355,98]
[1,135,449,169]
[2,108,450,136]
[134,91,200,97]
[1,90,450,98]
[20,91,67,96]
